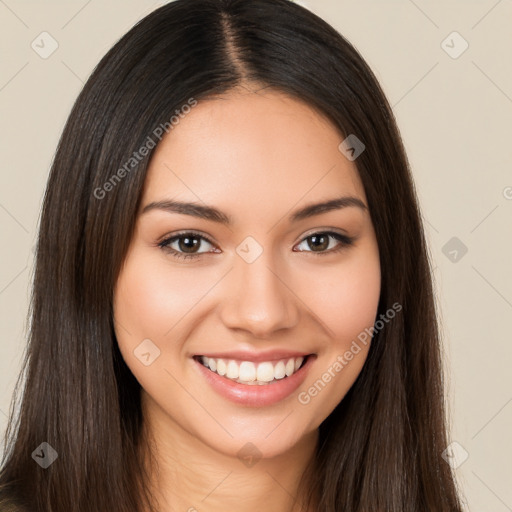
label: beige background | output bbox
[1,0,511,509]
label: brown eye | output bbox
[175,235,202,253]
[294,231,354,254]
[306,233,330,251]
[158,232,218,260]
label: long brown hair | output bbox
[0,0,463,510]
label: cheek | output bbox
[114,252,217,341]
[113,252,204,397]
[301,247,381,346]
[294,247,380,424]
[115,240,381,351]
[113,250,232,392]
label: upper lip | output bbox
[194,350,313,363]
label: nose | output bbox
[218,253,300,338]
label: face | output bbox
[113,87,381,460]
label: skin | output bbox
[113,85,381,512]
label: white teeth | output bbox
[285,358,295,377]
[226,360,239,379]
[274,361,286,379]
[256,362,274,382]
[239,361,256,382]
[198,355,307,384]
[216,359,227,376]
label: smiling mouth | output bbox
[193,354,311,385]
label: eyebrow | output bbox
[141,196,367,225]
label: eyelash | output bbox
[157,230,354,261]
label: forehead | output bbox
[142,89,366,224]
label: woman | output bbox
[0,0,463,510]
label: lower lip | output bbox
[193,355,315,407]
